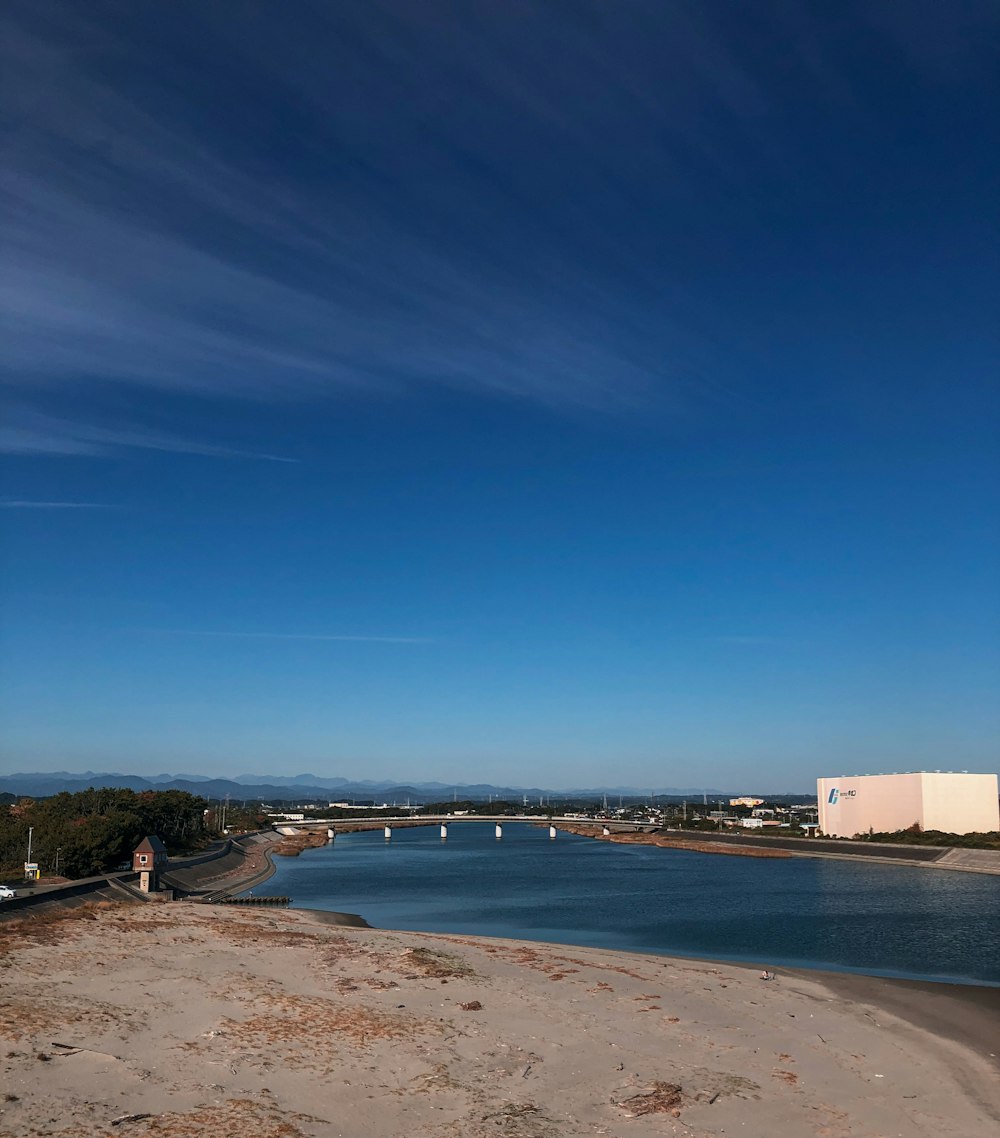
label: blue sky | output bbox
[1,1,998,791]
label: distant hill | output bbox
[0,772,350,802]
[235,773,454,792]
[234,773,748,798]
[0,770,813,802]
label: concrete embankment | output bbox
[0,873,142,919]
[931,847,1000,873]
[162,832,281,897]
[555,826,1000,874]
[0,831,284,920]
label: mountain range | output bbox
[0,770,812,802]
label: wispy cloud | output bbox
[703,635,785,647]
[146,629,431,645]
[0,1,757,426]
[0,499,114,509]
[0,411,297,462]
[2,1,994,444]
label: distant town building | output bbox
[817,772,1000,838]
[729,796,765,808]
[132,835,168,893]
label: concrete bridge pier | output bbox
[440,823,448,840]
[603,826,611,836]
[495,823,503,840]
[327,828,336,841]
[549,825,557,839]
[384,825,392,840]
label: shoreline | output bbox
[550,822,792,858]
[787,965,1000,1073]
[295,903,1000,990]
[249,837,1000,992]
[300,907,1000,1064]
[2,901,996,1136]
[294,912,1000,1119]
[550,822,1000,874]
[267,816,1000,873]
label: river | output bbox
[261,821,1000,984]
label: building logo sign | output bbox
[827,788,857,805]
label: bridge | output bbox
[282,815,657,837]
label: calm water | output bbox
[261,823,1000,984]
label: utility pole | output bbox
[54,847,61,875]
[26,825,33,865]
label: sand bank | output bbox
[550,823,792,858]
[1,903,996,1138]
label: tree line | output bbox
[0,788,210,880]
[859,827,1000,850]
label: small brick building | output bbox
[132,835,168,893]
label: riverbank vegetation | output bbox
[859,828,1000,850]
[0,788,210,879]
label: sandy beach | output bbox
[1,903,997,1138]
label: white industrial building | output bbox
[817,772,999,838]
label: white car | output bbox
[0,886,16,900]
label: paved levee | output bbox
[0,832,280,920]
[933,847,1000,873]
